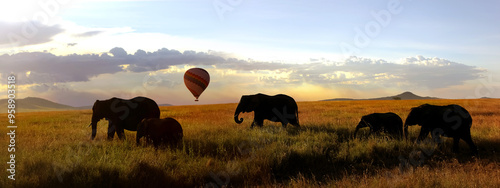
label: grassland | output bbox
[1,99,499,187]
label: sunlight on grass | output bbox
[0,99,498,187]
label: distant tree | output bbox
[393,96,401,100]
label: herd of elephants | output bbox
[89,94,478,155]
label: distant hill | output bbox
[323,91,439,101]
[76,103,173,110]
[0,97,175,113]
[1,92,439,113]
[0,97,78,113]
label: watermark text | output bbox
[7,75,17,180]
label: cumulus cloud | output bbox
[281,56,484,89]
[400,56,484,88]
[0,52,123,84]
[0,21,64,47]
[109,47,128,57]
[0,47,284,85]
[0,47,485,91]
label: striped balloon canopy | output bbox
[184,68,210,101]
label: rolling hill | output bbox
[323,91,439,101]
[0,97,174,113]
[0,97,78,113]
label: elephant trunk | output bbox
[353,124,362,137]
[353,121,366,137]
[234,113,243,124]
[234,105,243,124]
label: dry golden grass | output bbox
[1,99,499,187]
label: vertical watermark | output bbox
[6,75,17,180]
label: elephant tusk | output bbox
[88,123,92,127]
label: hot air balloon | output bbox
[184,68,210,101]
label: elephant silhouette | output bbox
[234,93,300,128]
[354,112,405,139]
[136,118,183,148]
[89,96,160,140]
[405,104,478,154]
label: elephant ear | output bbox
[92,100,105,117]
[92,100,99,110]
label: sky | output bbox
[0,0,499,106]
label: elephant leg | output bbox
[417,128,430,143]
[387,130,397,138]
[107,124,116,140]
[172,137,180,146]
[452,137,460,153]
[251,118,263,128]
[250,121,256,128]
[462,133,478,155]
[397,129,404,139]
[256,119,264,127]
[153,138,160,148]
[281,121,287,128]
[290,118,299,127]
[162,136,170,146]
[116,128,125,140]
[388,129,397,138]
[370,127,381,136]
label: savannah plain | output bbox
[1,99,499,187]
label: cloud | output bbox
[0,21,64,47]
[0,52,123,84]
[109,47,128,57]
[281,56,484,89]
[73,30,103,38]
[400,56,485,88]
[0,48,485,91]
[109,48,290,72]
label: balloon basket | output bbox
[195,99,199,102]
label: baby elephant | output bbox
[136,118,183,148]
[354,112,405,139]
